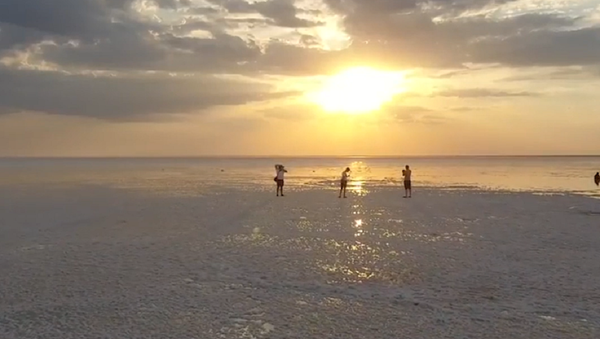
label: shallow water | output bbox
[1,156,599,196]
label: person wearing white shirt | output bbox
[339,167,351,198]
[274,164,288,197]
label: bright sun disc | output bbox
[310,67,408,114]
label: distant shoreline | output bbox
[0,154,600,160]
[1,155,600,160]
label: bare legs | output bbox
[277,181,284,196]
[403,181,412,198]
[339,182,347,198]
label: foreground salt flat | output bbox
[1,183,599,339]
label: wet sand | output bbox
[1,184,599,338]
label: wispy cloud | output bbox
[435,89,541,98]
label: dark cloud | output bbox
[334,11,582,68]
[152,0,192,9]
[0,23,43,53]
[0,0,274,73]
[207,0,320,28]
[0,0,156,48]
[501,67,600,82]
[185,6,222,16]
[37,30,262,73]
[39,30,167,71]
[299,34,320,48]
[253,0,322,28]
[317,0,594,69]
[0,0,107,39]
[324,0,519,16]
[470,26,600,67]
[206,0,254,13]
[0,0,163,69]
[0,65,296,120]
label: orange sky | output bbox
[1,0,599,156]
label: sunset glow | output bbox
[309,67,408,114]
[1,0,599,156]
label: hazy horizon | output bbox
[3,154,600,159]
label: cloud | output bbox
[253,0,323,28]
[0,0,168,70]
[499,66,600,82]
[2,0,597,74]
[378,104,448,125]
[0,65,296,120]
[208,0,322,28]
[152,0,192,9]
[435,88,540,97]
[0,0,315,73]
[37,30,262,73]
[449,106,481,112]
[316,0,596,70]
[470,26,600,67]
[0,0,106,40]
[1,0,599,124]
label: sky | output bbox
[1,0,600,156]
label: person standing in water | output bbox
[275,164,287,197]
[595,172,600,186]
[339,167,351,198]
[402,165,412,198]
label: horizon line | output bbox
[1,154,600,159]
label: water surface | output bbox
[1,156,599,196]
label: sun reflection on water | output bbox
[349,180,368,196]
[347,161,370,197]
[353,219,364,237]
[219,230,417,284]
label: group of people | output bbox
[339,165,413,198]
[275,166,599,197]
[274,164,413,198]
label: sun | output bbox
[309,67,408,114]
